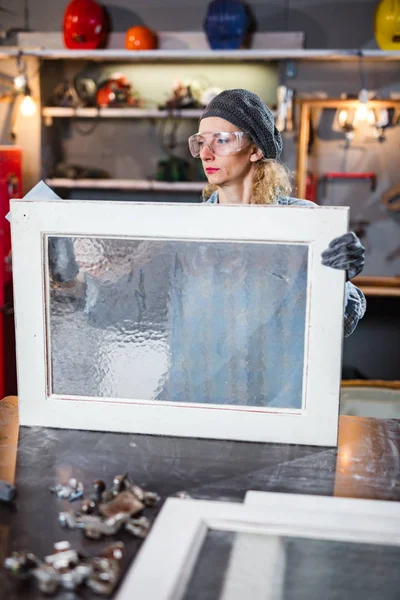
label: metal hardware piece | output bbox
[49,477,84,502]
[56,473,159,539]
[99,490,144,518]
[0,479,17,503]
[4,541,124,596]
[125,516,151,538]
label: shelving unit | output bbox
[42,107,205,126]
[42,106,279,121]
[45,178,205,192]
[3,48,400,61]
[42,107,204,119]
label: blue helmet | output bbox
[204,0,250,50]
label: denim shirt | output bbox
[206,191,366,337]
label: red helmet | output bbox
[63,0,107,50]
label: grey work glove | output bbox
[321,232,365,280]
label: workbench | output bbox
[0,396,399,599]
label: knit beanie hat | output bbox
[200,89,282,160]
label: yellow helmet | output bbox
[374,0,400,50]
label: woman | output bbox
[47,90,366,408]
[188,88,366,338]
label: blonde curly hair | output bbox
[202,159,292,204]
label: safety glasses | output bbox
[188,131,251,158]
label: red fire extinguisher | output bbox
[0,211,4,400]
[0,146,22,284]
[0,146,22,398]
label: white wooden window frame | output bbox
[11,199,348,446]
[115,495,400,600]
[244,490,400,516]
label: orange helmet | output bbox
[63,0,107,50]
[125,26,157,51]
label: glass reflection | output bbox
[47,236,308,408]
[184,529,400,600]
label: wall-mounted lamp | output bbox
[332,100,359,144]
[332,52,390,144]
[370,107,390,142]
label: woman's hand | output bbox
[321,232,365,280]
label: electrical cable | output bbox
[0,6,16,15]
[73,111,101,136]
[0,0,30,44]
[357,50,367,91]
[157,113,183,156]
[24,0,30,32]
[283,0,290,32]
[281,0,291,89]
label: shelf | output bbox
[42,106,277,123]
[7,32,400,62]
[298,99,400,109]
[357,286,400,297]
[2,47,400,62]
[353,276,400,298]
[353,276,400,287]
[341,380,400,389]
[45,178,205,192]
[42,107,204,121]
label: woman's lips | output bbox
[205,168,220,174]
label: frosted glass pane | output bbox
[184,530,400,600]
[47,236,308,409]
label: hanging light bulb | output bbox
[13,73,27,91]
[12,51,36,116]
[20,86,36,116]
[14,51,28,93]
[353,88,369,125]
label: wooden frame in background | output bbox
[296,98,400,298]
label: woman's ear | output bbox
[249,147,264,162]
